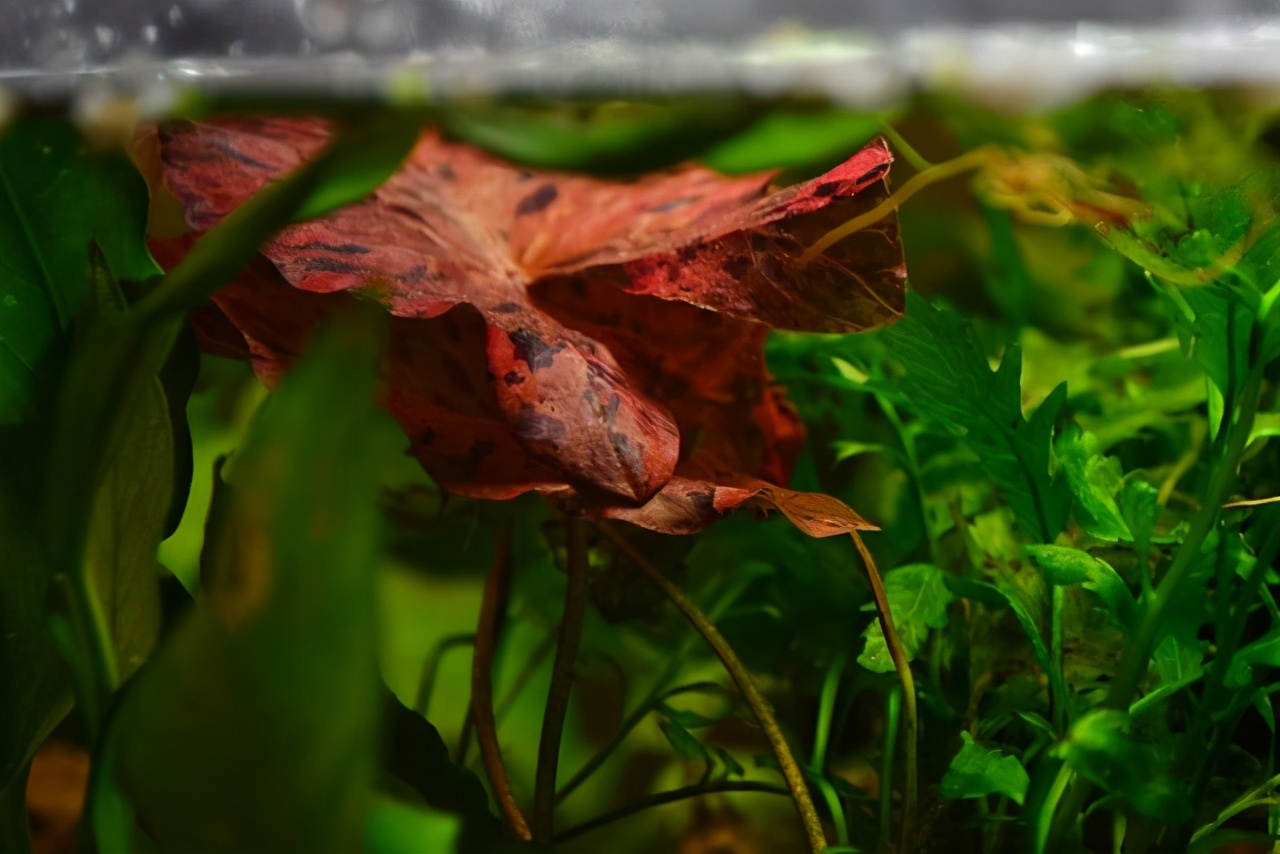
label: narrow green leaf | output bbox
[858,563,953,673]
[939,732,1030,806]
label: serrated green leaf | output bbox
[0,119,159,424]
[1024,544,1136,631]
[881,292,1070,542]
[1057,425,1130,541]
[858,563,953,673]
[939,731,1030,806]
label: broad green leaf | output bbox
[1052,709,1188,821]
[109,312,391,854]
[0,483,69,793]
[0,118,159,424]
[379,692,510,852]
[939,731,1030,806]
[699,108,885,175]
[441,98,759,175]
[881,292,1071,542]
[366,797,460,854]
[858,563,953,673]
[1056,425,1130,542]
[1024,544,1136,631]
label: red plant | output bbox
[151,117,905,535]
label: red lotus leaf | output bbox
[152,117,906,536]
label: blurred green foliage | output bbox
[2,87,1280,854]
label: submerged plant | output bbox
[2,89,1279,854]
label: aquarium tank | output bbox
[4,1,1280,852]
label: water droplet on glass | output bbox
[60,0,77,16]
[141,24,159,45]
[356,3,414,52]
[227,40,245,57]
[169,5,184,26]
[95,25,116,51]
[33,29,89,68]
[296,0,354,46]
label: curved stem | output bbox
[852,531,917,853]
[801,146,993,264]
[553,780,789,844]
[598,523,828,853]
[531,517,591,842]
[469,524,530,841]
[415,633,475,719]
[558,681,723,805]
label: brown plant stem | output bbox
[851,530,918,853]
[470,523,530,841]
[531,516,591,842]
[599,522,828,854]
[553,780,790,844]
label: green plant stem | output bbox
[878,397,938,564]
[415,633,475,719]
[812,650,851,846]
[599,523,828,854]
[813,650,847,770]
[470,525,530,841]
[801,145,993,263]
[852,531,917,853]
[1048,352,1264,848]
[557,681,722,805]
[1051,585,1066,732]
[880,685,902,848]
[531,517,591,843]
[553,780,789,843]
[558,568,757,804]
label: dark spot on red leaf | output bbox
[690,491,717,515]
[503,371,525,386]
[814,181,842,197]
[604,394,621,423]
[300,257,365,275]
[463,439,496,478]
[722,255,752,281]
[608,429,645,488]
[855,163,890,185]
[295,241,371,255]
[516,183,559,216]
[491,302,522,314]
[678,245,700,262]
[509,328,565,370]
[437,163,457,180]
[417,427,436,445]
[516,409,567,444]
